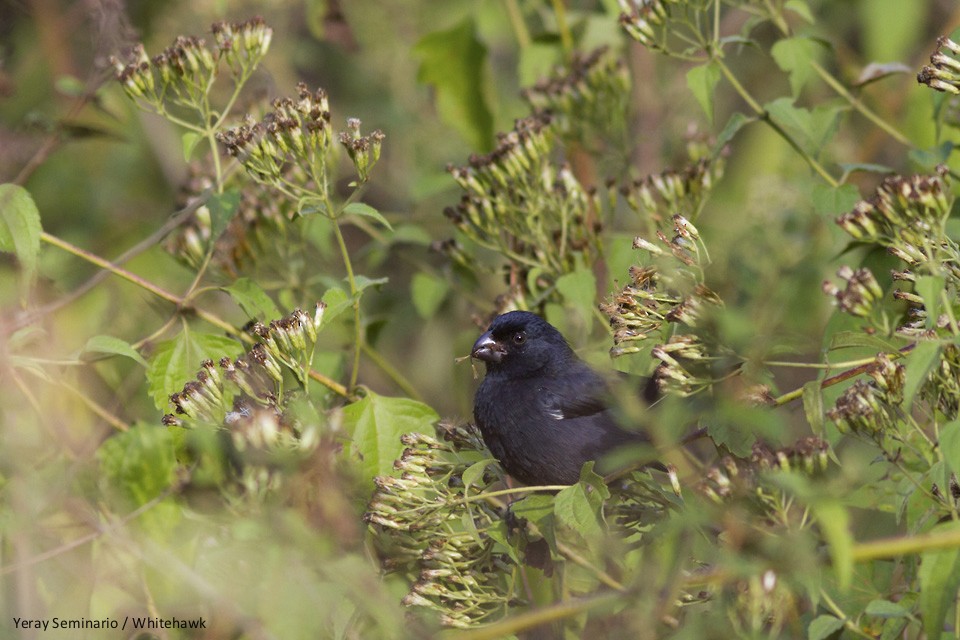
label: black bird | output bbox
[471,311,653,486]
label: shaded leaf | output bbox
[938,420,960,476]
[342,202,393,230]
[341,392,438,493]
[864,598,909,618]
[411,272,449,319]
[713,112,755,156]
[808,614,845,640]
[812,500,852,589]
[812,183,861,216]
[414,19,495,151]
[208,190,241,240]
[0,183,43,294]
[146,332,243,410]
[856,62,911,86]
[686,61,721,124]
[224,277,281,321]
[802,380,824,435]
[83,335,148,368]
[919,522,960,638]
[771,36,824,96]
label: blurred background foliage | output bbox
[2,0,960,638]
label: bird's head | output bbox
[471,311,573,377]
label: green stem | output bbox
[852,525,960,562]
[503,0,531,49]
[550,0,574,55]
[453,592,622,640]
[360,342,424,401]
[712,57,839,187]
[329,216,362,391]
[41,232,246,341]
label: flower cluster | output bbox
[821,266,885,318]
[338,118,386,185]
[698,438,831,504]
[162,303,325,427]
[603,212,721,358]
[169,164,293,273]
[617,0,678,51]
[826,353,905,437]
[445,114,602,282]
[651,334,717,396]
[614,143,725,234]
[218,84,333,190]
[918,36,960,95]
[111,17,272,109]
[365,423,512,628]
[520,47,630,141]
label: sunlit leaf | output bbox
[808,614,844,640]
[0,183,42,296]
[83,335,148,367]
[919,522,960,638]
[903,340,941,411]
[686,61,721,125]
[342,202,393,230]
[771,36,824,96]
[146,332,243,410]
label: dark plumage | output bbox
[471,311,652,486]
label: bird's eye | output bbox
[512,332,526,345]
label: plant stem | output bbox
[328,217,362,391]
[550,0,574,55]
[852,525,960,562]
[712,57,839,187]
[503,0,531,49]
[360,341,423,401]
[40,232,245,341]
[455,592,622,640]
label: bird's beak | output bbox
[471,331,504,363]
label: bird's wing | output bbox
[537,370,611,420]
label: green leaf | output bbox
[784,0,815,23]
[462,459,496,489]
[686,61,721,125]
[915,275,945,328]
[410,272,449,319]
[181,131,202,162]
[0,183,43,294]
[909,141,954,171]
[802,380,824,435]
[83,335,148,368]
[771,36,824,96]
[812,183,861,216]
[341,392,438,493]
[321,287,352,326]
[903,340,941,412]
[414,18,495,151]
[208,190,241,240]
[938,420,960,476]
[764,98,842,157]
[518,43,560,86]
[864,598,909,618]
[828,331,899,352]
[555,268,597,320]
[146,332,243,410]
[351,275,389,296]
[224,277,281,321]
[808,614,845,640]
[713,112,755,156]
[837,162,895,180]
[812,500,852,589]
[919,522,960,638]
[342,202,393,230]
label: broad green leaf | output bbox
[518,42,560,87]
[903,340,941,412]
[938,420,960,476]
[351,275,389,296]
[808,614,845,640]
[414,19,495,151]
[864,599,909,618]
[97,423,180,536]
[686,61,721,125]
[342,202,393,230]
[181,131,202,162]
[837,162,895,180]
[555,268,597,320]
[812,500,852,589]
[919,522,960,638]
[224,277,281,321]
[0,183,43,293]
[340,392,438,492]
[554,463,610,544]
[208,190,241,240]
[146,332,243,410]
[83,335,148,367]
[802,380,824,435]
[764,98,842,157]
[812,183,860,216]
[410,272,449,319]
[713,112,755,156]
[771,36,824,96]
[915,275,945,328]
[321,287,352,326]
[462,459,496,489]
